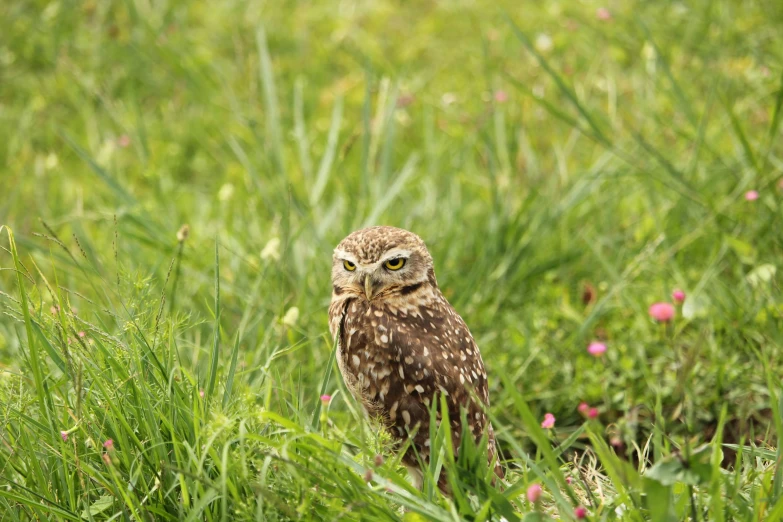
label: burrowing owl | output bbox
[328,226,502,486]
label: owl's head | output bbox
[332,226,436,301]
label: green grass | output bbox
[2,0,783,519]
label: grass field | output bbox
[2,0,783,520]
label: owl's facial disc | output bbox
[362,253,410,300]
[333,247,419,301]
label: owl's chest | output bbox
[339,301,395,370]
[337,299,423,400]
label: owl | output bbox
[328,226,502,487]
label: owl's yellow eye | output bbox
[343,260,356,271]
[384,258,406,271]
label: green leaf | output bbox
[722,443,776,461]
[646,459,687,486]
[687,444,715,485]
[682,294,710,319]
[81,495,114,519]
[646,446,714,486]
[725,236,757,265]
[644,478,675,522]
[522,513,552,522]
[747,264,777,287]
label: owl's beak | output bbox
[364,274,375,301]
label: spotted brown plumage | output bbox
[328,226,502,486]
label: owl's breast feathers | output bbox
[328,285,500,474]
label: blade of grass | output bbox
[636,19,697,127]
[766,69,783,156]
[59,132,135,204]
[222,330,241,409]
[362,154,419,226]
[309,95,344,207]
[723,95,760,175]
[708,405,728,522]
[293,76,314,183]
[505,14,611,147]
[6,227,50,421]
[256,26,284,175]
[207,237,221,398]
[311,335,338,431]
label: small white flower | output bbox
[45,153,58,170]
[218,183,234,201]
[282,307,299,327]
[260,237,281,261]
[441,92,457,106]
[535,33,553,53]
[642,42,656,61]
[176,224,190,242]
[97,139,116,165]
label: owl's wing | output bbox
[328,296,351,341]
[392,299,491,439]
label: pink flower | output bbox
[541,413,556,429]
[320,394,332,403]
[587,341,606,356]
[745,190,759,201]
[672,289,685,303]
[396,93,415,108]
[494,90,508,103]
[596,7,612,20]
[588,407,599,419]
[526,483,542,503]
[60,431,68,442]
[199,389,204,398]
[578,402,589,414]
[574,506,588,519]
[117,135,131,148]
[103,439,114,450]
[102,453,112,466]
[78,331,86,338]
[649,302,675,322]
[566,476,573,484]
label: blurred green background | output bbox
[1,0,783,519]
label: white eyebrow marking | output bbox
[333,247,412,269]
[380,248,412,262]
[333,249,359,264]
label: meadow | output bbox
[1,0,783,520]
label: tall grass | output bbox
[1,0,783,519]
